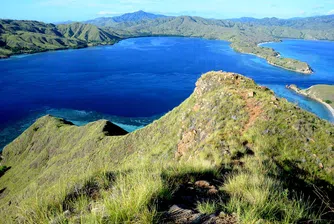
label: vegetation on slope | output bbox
[0,20,119,58]
[0,71,333,223]
[57,23,119,45]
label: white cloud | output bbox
[327,9,334,15]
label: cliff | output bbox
[0,72,333,223]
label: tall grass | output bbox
[222,156,322,224]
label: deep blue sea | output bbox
[0,37,333,150]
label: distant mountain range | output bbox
[84,10,168,27]
[230,14,334,30]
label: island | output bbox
[286,84,334,117]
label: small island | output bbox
[286,84,334,117]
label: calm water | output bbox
[0,37,333,150]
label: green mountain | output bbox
[57,23,119,45]
[0,20,119,58]
[85,10,168,27]
[1,71,333,223]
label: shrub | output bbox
[324,99,332,104]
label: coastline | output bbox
[0,40,120,60]
[286,85,334,121]
[232,46,312,75]
[267,61,313,74]
[257,41,276,46]
[0,37,313,75]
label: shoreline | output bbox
[286,85,334,121]
[0,40,120,60]
[257,41,276,46]
[233,46,312,75]
[0,37,314,75]
[267,61,313,74]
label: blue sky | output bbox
[1,0,334,22]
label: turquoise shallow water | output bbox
[0,37,333,150]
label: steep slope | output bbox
[0,20,87,58]
[0,20,120,58]
[86,10,167,27]
[0,72,333,223]
[57,23,120,45]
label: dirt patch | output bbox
[242,93,263,132]
[176,130,197,158]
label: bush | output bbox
[0,166,9,177]
[324,99,332,104]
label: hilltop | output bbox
[85,10,168,27]
[0,71,333,223]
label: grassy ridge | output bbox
[0,71,333,223]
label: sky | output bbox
[1,0,334,22]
